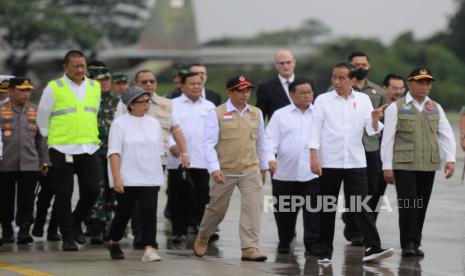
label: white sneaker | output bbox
[142,248,162,262]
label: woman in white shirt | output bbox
[106,86,164,262]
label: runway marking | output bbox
[0,263,53,276]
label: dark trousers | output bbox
[394,170,435,249]
[272,178,320,250]
[319,168,381,256]
[35,167,59,232]
[169,168,210,235]
[0,171,38,226]
[109,186,159,247]
[49,148,100,241]
[343,150,383,234]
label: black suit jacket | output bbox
[256,76,292,121]
[166,88,222,106]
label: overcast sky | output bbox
[193,0,457,44]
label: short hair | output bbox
[180,72,201,84]
[64,50,85,64]
[347,51,369,62]
[289,78,316,93]
[383,73,405,87]
[333,62,360,79]
[134,70,155,82]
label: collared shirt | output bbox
[278,74,295,103]
[309,90,383,169]
[266,104,318,182]
[167,93,215,169]
[203,99,268,174]
[0,101,49,171]
[37,74,100,155]
[381,92,456,170]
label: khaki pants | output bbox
[199,172,263,249]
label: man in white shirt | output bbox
[309,62,393,263]
[381,68,455,258]
[37,50,101,251]
[266,78,320,256]
[167,72,215,247]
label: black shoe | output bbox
[2,223,14,243]
[402,242,416,257]
[47,232,62,241]
[17,224,33,244]
[318,254,332,264]
[62,241,79,251]
[208,233,220,243]
[32,224,44,238]
[277,241,291,254]
[351,234,364,246]
[90,221,103,245]
[108,243,125,260]
[171,235,187,244]
[363,247,394,262]
[414,247,424,257]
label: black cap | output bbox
[8,78,34,89]
[225,75,254,90]
[408,68,435,81]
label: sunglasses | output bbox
[140,79,156,85]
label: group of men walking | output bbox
[0,48,458,265]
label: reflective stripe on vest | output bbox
[47,77,100,145]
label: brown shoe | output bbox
[193,235,209,257]
[241,247,267,262]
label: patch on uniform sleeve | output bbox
[3,130,12,137]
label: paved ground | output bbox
[1,126,464,275]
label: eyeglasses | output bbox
[140,79,156,85]
[132,99,151,105]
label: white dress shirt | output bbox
[203,99,268,174]
[381,92,456,170]
[278,74,295,103]
[309,90,383,169]
[37,74,100,155]
[107,113,164,187]
[266,104,318,182]
[167,94,215,169]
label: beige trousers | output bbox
[199,172,263,249]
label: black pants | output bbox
[109,186,159,247]
[0,171,38,226]
[35,167,59,232]
[169,168,210,235]
[272,178,320,250]
[343,150,383,234]
[49,148,100,241]
[319,168,381,256]
[394,170,435,249]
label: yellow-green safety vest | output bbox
[48,77,100,145]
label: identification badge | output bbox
[65,154,74,163]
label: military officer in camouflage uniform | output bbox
[111,73,129,96]
[87,61,120,244]
[0,78,49,244]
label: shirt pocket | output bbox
[394,143,414,163]
[397,114,415,132]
